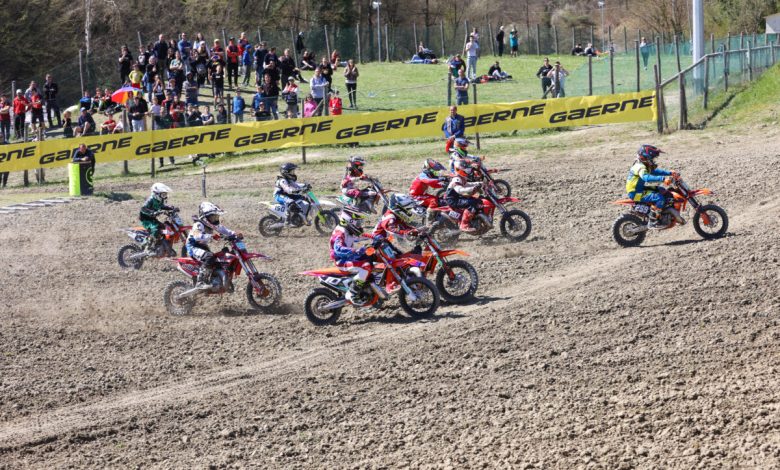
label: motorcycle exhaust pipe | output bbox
[322,299,348,311]
[177,287,206,299]
[369,283,389,300]
[268,222,285,230]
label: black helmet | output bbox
[280,162,298,181]
[347,155,366,176]
[637,144,663,168]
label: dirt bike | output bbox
[429,180,532,244]
[258,189,339,237]
[338,177,394,214]
[117,208,191,270]
[611,175,728,247]
[403,231,479,303]
[163,236,282,315]
[437,156,512,198]
[300,236,440,326]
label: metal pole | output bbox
[634,40,641,91]
[447,72,452,106]
[472,83,480,150]
[122,109,129,174]
[357,23,363,64]
[600,3,605,51]
[384,24,390,62]
[377,5,382,62]
[151,149,155,177]
[703,55,709,109]
[572,26,576,50]
[463,20,469,53]
[535,24,540,55]
[655,36,662,81]
[201,166,207,197]
[487,22,495,56]
[623,26,627,53]
[678,71,687,129]
[10,80,15,140]
[588,56,593,95]
[654,64,663,133]
[590,25,594,47]
[674,34,681,72]
[440,20,445,58]
[724,46,730,91]
[78,49,85,93]
[36,128,44,184]
[553,25,558,55]
[609,42,615,93]
[324,25,331,62]
[413,22,418,55]
[710,33,715,54]
[747,41,753,81]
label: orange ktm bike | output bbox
[611,175,728,247]
[117,208,191,269]
[403,232,479,304]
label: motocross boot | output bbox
[647,206,663,229]
[345,278,366,303]
[195,266,213,289]
[144,234,159,254]
[459,209,477,233]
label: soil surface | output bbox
[1,123,779,468]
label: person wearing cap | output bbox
[226,37,240,89]
[12,90,29,140]
[281,77,299,118]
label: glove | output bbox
[213,233,221,241]
[671,171,680,180]
[236,232,244,240]
[663,177,673,186]
[357,247,367,256]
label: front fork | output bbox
[240,259,265,294]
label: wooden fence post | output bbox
[590,25,594,46]
[623,26,627,53]
[324,25,331,61]
[703,55,710,109]
[710,33,715,53]
[678,71,687,130]
[356,23,362,64]
[655,36,663,81]
[535,24,540,55]
[724,46,730,91]
[635,40,641,92]
[290,28,298,66]
[588,55,593,95]
[413,22,418,55]
[747,40,753,81]
[572,26,576,49]
[440,20,445,58]
[553,26,558,55]
[674,34,681,72]
[384,23,390,62]
[654,64,663,133]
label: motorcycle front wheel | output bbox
[612,214,647,247]
[499,209,532,242]
[117,244,145,270]
[693,204,729,239]
[314,210,338,235]
[399,276,440,318]
[493,179,512,198]
[435,259,479,303]
[163,280,196,316]
[258,215,283,237]
[304,288,343,326]
[246,273,283,312]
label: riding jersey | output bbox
[371,211,416,238]
[341,173,370,199]
[139,196,173,223]
[329,225,367,264]
[445,175,480,200]
[625,161,672,199]
[186,220,235,253]
[273,176,308,198]
[409,172,444,198]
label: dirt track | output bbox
[1,123,779,467]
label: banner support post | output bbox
[472,83,480,150]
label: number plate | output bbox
[633,205,650,214]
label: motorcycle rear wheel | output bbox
[493,179,512,198]
[429,218,461,246]
[612,214,647,247]
[117,244,145,270]
[258,215,283,237]
[435,259,479,303]
[163,280,196,316]
[399,276,440,318]
[246,273,283,312]
[304,288,343,326]
[314,210,338,236]
[693,204,729,240]
[499,209,532,242]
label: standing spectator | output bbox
[184,72,199,107]
[24,81,39,101]
[194,33,209,55]
[465,35,480,81]
[300,50,316,70]
[43,74,61,128]
[309,68,328,116]
[343,59,359,109]
[328,90,342,116]
[639,37,650,70]
[75,108,95,137]
[211,38,224,56]
[302,94,317,117]
[319,57,333,86]
[129,94,149,131]
[281,77,299,118]
[242,43,254,86]
[295,32,305,56]
[137,44,150,67]
[169,51,185,94]
[471,27,480,43]
[238,32,249,54]
[496,26,505,57]
[448,53,465,77]
[226,37,240,89]
[211,64,225,104]
[12,90,28,140]
[442,105,465,139]
[232,90,246,122]
[262,61,281,86]
[151,96,164,129]
[0,96,11,142]
[254,101,272,121]
[153,34,169,76]
[264,46,280,70]
[546,61,569,98]
[254,41,268,80]
[260,74,280,120]
[279,49,305,83]
[79,90,92,112]
[216,103,228,124]
[0,132,8,188]
[536,58,553,98]
[510,28,519,57]
[454,69,469,105]
[201,106,214,125]
[129,64,144,89]
[178,33,192,73]
[29,90,45,133]
[194,44,210,86]
[144,56,160,100]
[118,45,133,84]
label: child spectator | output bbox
[62,110,73,138]
[329,90,342,115]
[0,96,11,142]
[303,94,316,117]
[101,113,118,134]
[29,90,45,132]
[282,77,299,118]
[211,64,225,104]
[233,91,246,122]
[12,90,29,140]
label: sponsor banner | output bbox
[0,91,655,173]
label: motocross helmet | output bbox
[388,194,416,225]
[422,158,446,178]
[454,160,474,179]
[338,204,367,236]
[453,137,470,158]
[280,162,298,181]
[347,155,366,177]
[637,144,663,169]
[198,201,224,226]
[151,182,172,202]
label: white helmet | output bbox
[151,183,172,202]
[198,201,224,225]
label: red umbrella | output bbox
[111,87,140,104]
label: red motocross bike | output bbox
[429,180,532,244]
[403,232,479,304]
[611,175,729,247]
[117,208,191,269]
[163,236,282,315]
[300,236,440,326]
[437,156,513,199]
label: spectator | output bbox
[281,77,299,118]
[24,81,39,102]
[129,64,144,89]
[328,90,342,115]
[343,59,359,109]
[71,143,95,163]
[169,51,185,94]
[129,94,149,131]
[571,43,584,55]
[211,64,225,104]
[510,28,519,57]
[496,26,505,57]
[442,105,465,139]
[309,68,328,115]
[488,61,512,80]
[216,103,228,124]
[12,89,29,140]
[302,94,317,117]
[144,57,160,99]
[153,34,169,74]
[536,57,553,98]
[168,95,185,127]
[75,108,95,137]
[194,33,209,55]
[184,72,199,107]
[465,35,480,81]
[448,53,465,77]
[238,32,249,54]
[330,49,341,69]
[300,49,316,70]
[151,96,164,129]
[194,44,210,85]
[295,32,305,56]
[186,105,202,126]
[118,45,133,84]
[546,61,569,98]
[43,74,61,128]
[471,27,480,43]
[137,44,150,68]
[201,105,215,125]
[0,132,8,188]
[79,90,92,112]
[152,76,165,104]
[260,74,280,120]
[101,113,118,134]
[62,110,73,138]
[242,43,254,86]
[254,41,268,79]
[178,33,192,73]
[254,100,272,121]
[279,48,306,83]
[0,96,10,142]
[319,57,333,86]
[262,60,281,86]
[454,69,469,105]
[101,88,115,113]
[264,46,279,70]
[583,43,597,56]
[232,90,246,122]
[226,37,240,89]
[211,38,224,56]
[29,89,45,132]
[157,106,174,131]
[640,37,650,70]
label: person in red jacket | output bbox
[29,90,45,132]
[328,90,342,116]
[226,38,240,90]
[409,159,448,222]
[12,90,29,140]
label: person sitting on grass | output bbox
[101,113,118,134]
[488,61,512,80]
[74,108,95,137]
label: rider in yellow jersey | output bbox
[626,144,676,228]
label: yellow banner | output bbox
[0,91,655,173]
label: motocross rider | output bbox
[139,183,177,253]
[626,144,676,228]
[372,194,422,239]
[341,156,376,209]
[186,202,241,288]
[274,162,311,224]
[409,159,448,222]
[445,161,483,233]
[447,137,480,173]
[329,205,373,302]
